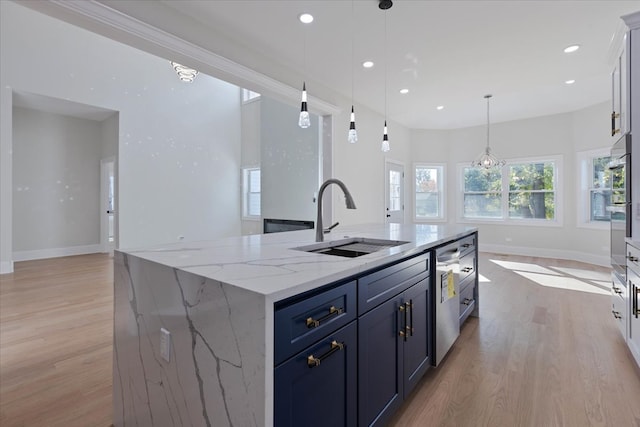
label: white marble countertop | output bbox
[120,223,477,301]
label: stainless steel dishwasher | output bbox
[434,242,461,366]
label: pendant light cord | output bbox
[384,9,387,121]
[486,96,491,149]
[351,0,355,104]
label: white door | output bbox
[385,161,404,223]
[100,158,116,254]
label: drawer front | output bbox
[358,253,430,315]
[275,281,357,365]
[459,251,476,285]
[459,234,476,257]
[628,243,640,274]
[459,284,476,325]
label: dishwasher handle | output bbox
[437,248,460,263]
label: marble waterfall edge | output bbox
[113,251,266,427]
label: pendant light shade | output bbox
[471,94,505,169]
[348,106,358,143]
[381,121,390,152]
[298,82,310,129]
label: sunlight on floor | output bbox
[489,258,611,296]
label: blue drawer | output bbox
[275,281,357,365]
[358,252,429,315]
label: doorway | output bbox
[100,157,115,254]
[385,160,405,224]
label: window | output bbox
[460,156,561,225]
[508,161,556,220]
[414,164,445,221]
[242,88,261,103]
[462,167,502,219]
[577,148,611,228]
[242,167,261,218]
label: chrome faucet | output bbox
[316,179,356,242]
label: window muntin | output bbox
[415,165,445,220]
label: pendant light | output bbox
[298,13,312,129]
[471,94,505,169]
[299,81,310,128]
[380,0,392,152]
[348,1,358,143]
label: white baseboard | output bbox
[479,243,610,267]
[0,261,14,275]
[13,244,103,262]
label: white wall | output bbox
[240,98,262,235]
[261,97,319,223]
[12,107,103,256]
[332,103,413,226]
[410,102,611,265]
[0,2,242,271]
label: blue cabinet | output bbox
[358,277,429,427]
[274,247,442,427]
[274,321,357,427]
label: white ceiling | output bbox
[154,0,639,129]
[18,0,640,130]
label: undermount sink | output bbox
[294,237,410,258]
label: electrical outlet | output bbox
[160,328,171,362]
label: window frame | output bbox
[242,166,261,220]
[576,148,611,230]
[241,88,261,104]
[413,163,446,222]
[457,155,563,227]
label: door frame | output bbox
[100,156,116,254]
[384,159,406,224]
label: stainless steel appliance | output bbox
[434,242,460,366]
[608,134,632,280]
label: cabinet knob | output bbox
[628,255,639,262]
[612,286,622,295]
[462,298,472,306]
[611,310,622,319]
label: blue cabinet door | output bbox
[403,278,430,397]
[274,321,357,427]
[358,294,404,427]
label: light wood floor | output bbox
[1,253,639,427]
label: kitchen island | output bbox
[113,223,477,427]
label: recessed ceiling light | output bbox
[362,61,374,69]
[299,13,314,24]
[565,79,576,85]
[399,88,409,94]
[436,105,444,110]
[563,45,580,53]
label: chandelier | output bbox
[471,94,505,169]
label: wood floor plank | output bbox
[1,252,639,426]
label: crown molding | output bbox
[622,10,640,30]
[46,0,341,115]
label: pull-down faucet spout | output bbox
[315,179,357,242]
